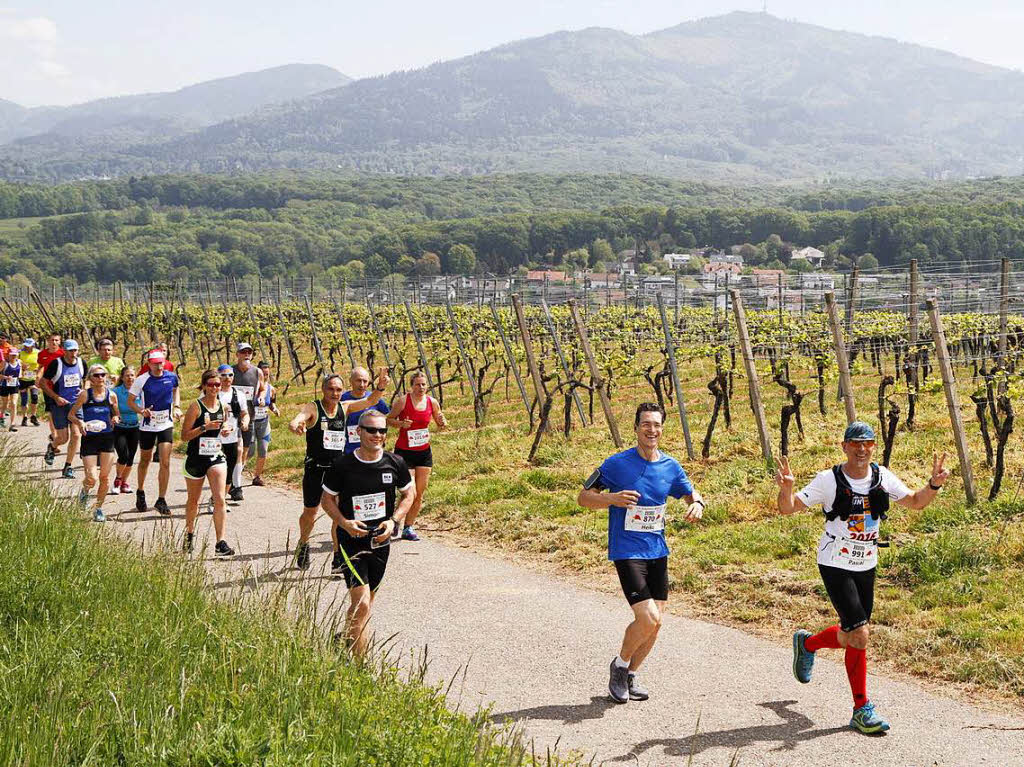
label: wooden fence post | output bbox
[444,294,482,422]
[730,289,774,469]
[304,295,326,375]
[908,259,919,345]
[825,291,857,425]
[490,300,532,423]
[367,298,393,374]
[999,257,1010,365]
[405,299,436,394]
[656,292,694,459]
[334,296,357,369]
[541,299,588,426]
[568,299,622,448]
[512,294,546,423]
[927,298,977,506]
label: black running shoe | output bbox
[30,415,39,426]
[43,442,55,466]
[154,497,171,516]
[184,533,195,553]
[331,550,344,577]
[214,540,234,557]
[135,490,147,513]
[295,542,311,570]
[20,416,27,427]
[228,486,244,502]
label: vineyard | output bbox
[3,264,1024,701]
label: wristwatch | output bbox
[928,480,942,491]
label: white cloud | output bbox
[0,15,58,43]
[37,59,70,78]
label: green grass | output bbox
[0,454,545,766]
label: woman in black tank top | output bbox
[179,370,234,557]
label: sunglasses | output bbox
[90,372,106,378]
[204,381,220,387]
[851,441,875,448]
[220,374,234,379]
[360,426,387,435]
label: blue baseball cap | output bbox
[62,339,79,351]
[843,421,876,442]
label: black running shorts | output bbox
[394,446,432,469]
[80,432,115,457]
[337,537,390,591]
[302,464,328,508]
[614,556,669,605]
[139,427,174,451]
[818,564,876,632]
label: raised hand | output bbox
[775,455,795,490]
[930,452,950,488]
[375,366,390,391]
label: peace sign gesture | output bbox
[774,454,795,490]
[930,452,950,488]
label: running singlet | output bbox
[340,390,390,453]
[186,399,226,462]
[595,447,694,561]
[18,350,37,381]
[217,388,247,445]
[81,387,114,434]
[305,399,347,467]
[322,451,413,538]
[129,370,179,432]
[112,384,139,428]
[253,384,275,422]
[796,466,911,572]
[2,361,21,386]
[393,395,432,451]
[46,358,85,402]
[232,364,259,417]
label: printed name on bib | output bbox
[151,409,171,426]
[352,491,386,522]
[347,424,360,444]
[624,504,667,533]
[323,429,346,450]
[64,373,81,388]
[254,406,269,420]
[830,535,877,570]
[199,436,222,457]
[406,428,430,448]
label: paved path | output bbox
[8,425,1024,766]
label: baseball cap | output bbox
[22,338,35,348]
[147,349,166,362]
[236,342,253,352]
[63,339,79,351]
[843,421,876,442]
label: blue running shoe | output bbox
[401,525,420,541]
[850,702,890,734]
[792,629,815,683]
[93,508,105,523]
[62,465,75,479]
[44,442,55,466]
[78,489,89,507]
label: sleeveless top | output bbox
[305,399,347,467]
[53,358,85,402]
[113,384,139,428]
[254,384,274,421]
[232,364,259,417]
[2,360,21,386]
[81,386,114,434]
[394,395,433,451]
[186,398,226,463]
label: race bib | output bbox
[5,376,17,385]
[64,373,81,388]
[236,385,254,400]
[84,419,107,433]
[624,504,667,533]
[199,436,222,457]
[323,429,346,451]
[352,491,386,522]
[830,535,877,570]
[151,409,171,426]
[347,424,360,444]
[254,406,269,420]
[407,428,430,448]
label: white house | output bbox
[791,246,826,267]
[663,252,692,269]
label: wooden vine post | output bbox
[656,292,694,459]
[541,299,588,426]
[490,300,532,423]
[825,291,857,425]
[730,289,774,469]
[568,299,622,448]
[927,299,977,506]
[334,296,357,369]
[367,298,393,374]
[404,299,436,394]
[304,295,326,375]
[908,259,919,345]
[444,294,482,423]
[512,294,546,425]
[998,257,1010,366]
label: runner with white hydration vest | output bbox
[576,402,704,705]
[69,364,120,522]
[249,360,279,487]
[776,421,950,735]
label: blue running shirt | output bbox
[598,447,694,561]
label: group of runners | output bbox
[583,404,950,735]
[4,326,953,734]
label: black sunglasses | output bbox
[90,372,106,378]
[360,426,387,435]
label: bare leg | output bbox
[298,505,318,544]
[95,451,113,508]
[618,599,663,671]
[81,454,98,494]
[207,464,228,540]
[136,448,153,489]
[403,466,431,527]
[627,599,667,671]
[156,441,172,498]
[66,423,81,465]
[184,477,204,533]
[53,426,70,449]
[346,585,374,656]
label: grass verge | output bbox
[0,455,538,766]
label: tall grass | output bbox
[0,457,540,766]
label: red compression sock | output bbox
[845,646,868,708]
[803,625,841,653]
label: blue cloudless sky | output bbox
[3,0,1024,106]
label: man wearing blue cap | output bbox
[776,421,950,735]
[41,339,86,477]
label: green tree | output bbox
[858,253,879,271]
[415,252,441,276]
[590,238,614,267]
[446,243,476,274]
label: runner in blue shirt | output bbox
[577,402,704,705]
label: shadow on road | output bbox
[608,700,849,762]
[490,695,618,726]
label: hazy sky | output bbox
[4,1,1024,107]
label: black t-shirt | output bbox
[322,450,412,538]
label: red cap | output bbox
[147,350,166,363]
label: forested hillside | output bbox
[0,172,1021,285]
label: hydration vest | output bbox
[828,463,889,522]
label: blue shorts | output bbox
[52,403,73,430]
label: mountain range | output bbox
[3,12,1024,182]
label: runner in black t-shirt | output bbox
[321,409,414,656]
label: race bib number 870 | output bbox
[624,504,666,533]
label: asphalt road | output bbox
[8,424,1024,766]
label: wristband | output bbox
[374,386,386,392]
[928,480,942,491]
